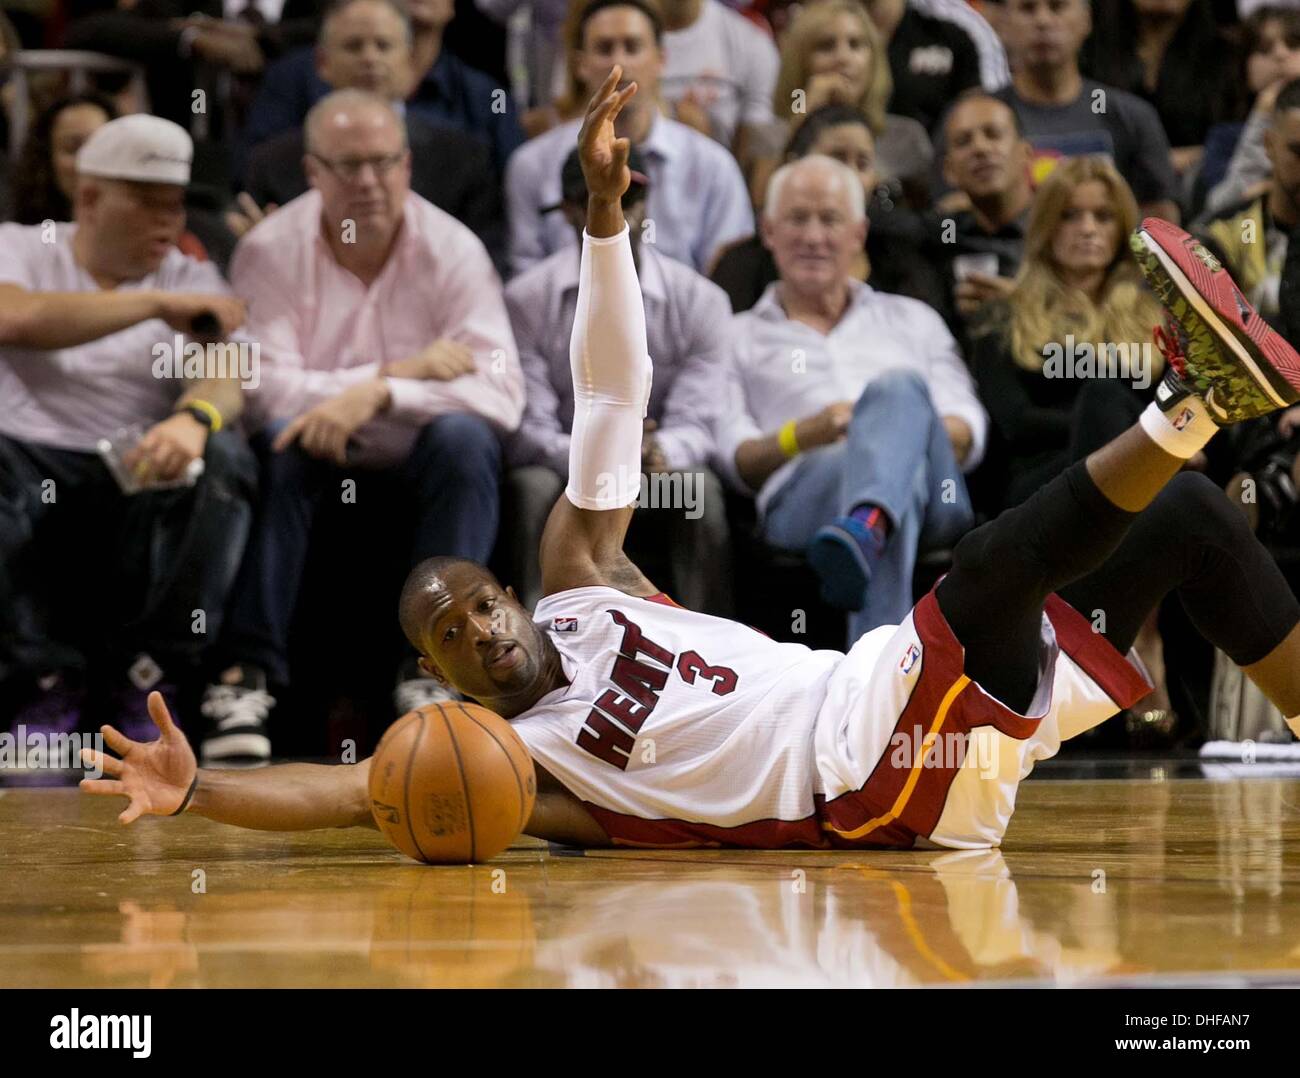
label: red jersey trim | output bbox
[641,590,771,638]
[1042,593,1153,708]
[642,592,681,608]
[581,802,830,849]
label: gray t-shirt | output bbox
[660,0,779,148]
[0,221,235,451]
[993,79,1178,205]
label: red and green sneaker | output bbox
[1130,217,1300,423]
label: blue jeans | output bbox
[220,413,501,685]
[762,370,974,642]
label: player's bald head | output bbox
[399,557,502,650]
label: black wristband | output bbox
[171,774,200,816]
[180,403,215,430]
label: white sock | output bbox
[1138,396,1217,459]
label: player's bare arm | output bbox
[537,66,658,602]
[79,692,608,845]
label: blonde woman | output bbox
[969,156,1164,509]
[769,0,931,203]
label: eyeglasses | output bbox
[309,151,406,182]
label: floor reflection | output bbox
[61,851,1146,987]
[0,776,1296,987]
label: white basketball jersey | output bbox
[511,585,1146,850]
[513,587,844,841]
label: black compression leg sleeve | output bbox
[937,459,1139,712]
[1058,471,1300,665]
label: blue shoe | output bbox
[808,517,880,612]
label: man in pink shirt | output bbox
[202,90,523,762]
[0,115,255,757]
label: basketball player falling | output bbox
[83,69,1300,851]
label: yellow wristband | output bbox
[777,419,800,458]
[181,398,223,433]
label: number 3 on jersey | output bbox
[576,610,739,769]
[677,650,738,695]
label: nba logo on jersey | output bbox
[553,616,579,632]
[1172,407,1195,432]
[899,643,921,675]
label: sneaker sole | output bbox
[1131,229,1299,420]
[202,731,272,762]
[807,526,871,612]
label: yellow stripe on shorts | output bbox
[822,675,971,840]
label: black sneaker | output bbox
[200,667,273,764]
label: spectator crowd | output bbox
[2,0,1300,765]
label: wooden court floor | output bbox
[3,776,1300,988]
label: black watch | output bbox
[180,403,214,430]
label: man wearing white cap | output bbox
[0,113,256,761]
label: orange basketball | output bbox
[368,702,537,864]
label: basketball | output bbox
[368,702,537,864]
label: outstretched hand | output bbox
[577,66,638,204]
[80,692,198,824]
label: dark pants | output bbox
[0,430,256,683]
[219,413,502,686]
[937,462,1300,714]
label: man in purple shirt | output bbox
[504,146,735,615]
[0,115,256,754]
[202,90,523,762]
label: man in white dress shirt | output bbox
[716,154,987,643]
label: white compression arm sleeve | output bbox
[566,226,654,510]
